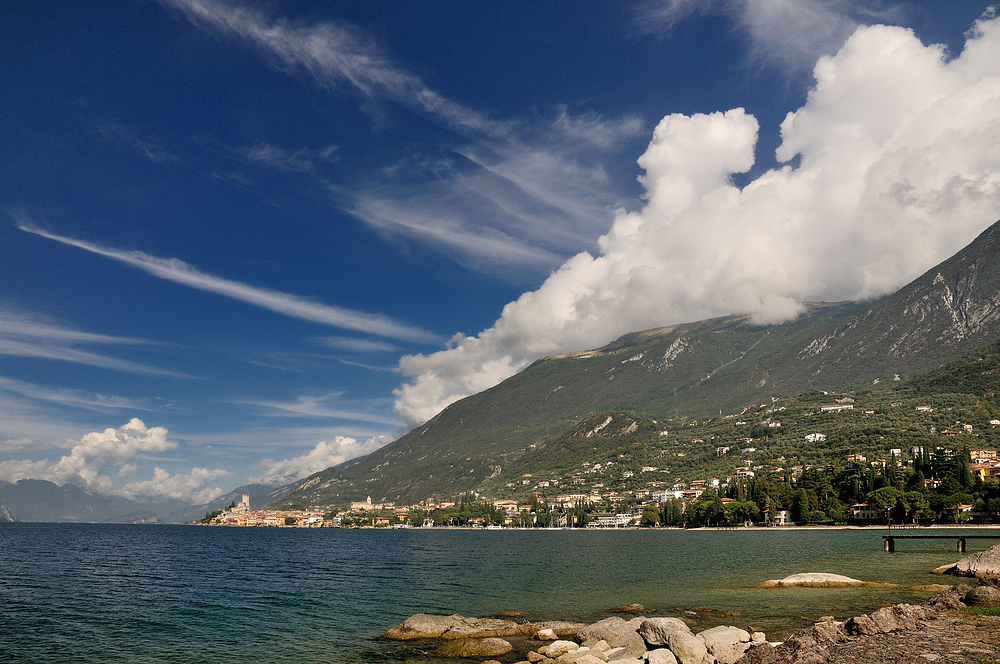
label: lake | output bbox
[0,524,987,663]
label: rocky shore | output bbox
[384,585,1000,664]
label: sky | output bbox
[2,0,1000,504]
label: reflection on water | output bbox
[0,524,988,663]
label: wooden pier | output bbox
[882,534,1000,552]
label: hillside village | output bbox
[206,356,1000,529]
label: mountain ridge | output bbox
[276,218,1000,507]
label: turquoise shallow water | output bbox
[0,524,992,663]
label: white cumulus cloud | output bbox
[0,418,230,503]
[251,434,394,485]
[394,14,1000,427]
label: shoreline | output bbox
[382,586,1000,664]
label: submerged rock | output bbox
[611,603,646,613]
[432,637,512,657]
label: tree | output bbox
[793,488,810,524]
[662,499,685,526]
[866,486,902,521]
[898,491,930,523]
[724,501,759,525]
[641,505,660,527]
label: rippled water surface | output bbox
[0,524,992,663]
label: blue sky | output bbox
[2,1,999,503]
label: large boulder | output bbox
[555,649,600,664]
[966,585,1000,608]
[846,604,925,636]
[433,638,513,658]
[738,642,776,664]
[646,649,678,664]
[667,632,708,664]
[574,656,610,664]
[441,617,521,639]
[638,618,691,646]
[383,613,520,640]
[383,614,464,639]
[933,543,1000,578]
[578,617,646,650]
[605,646,646,661]
[727,626,750,643]
[697,626,740,663]
[539,641,580,657]
[923,585,968,610]
[769,620,847,663]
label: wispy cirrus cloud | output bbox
[313,336,398,353]
[93,122,183,164]
[18,225,438,343]
[0,308,185,377]
[0,376,159,413]
[236,142,339,173]
[235,391,399,426]
[161,0,506,137]
[161,0,646,277]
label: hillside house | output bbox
[764,509,791,526]
[852,504,882,520]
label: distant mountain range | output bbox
[0,478,296,524]
[274,218,1000,507]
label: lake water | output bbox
[0,524,990,663]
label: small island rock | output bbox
[758,573,865,588]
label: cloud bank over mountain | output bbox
[394,14,1000,426]
[0,419,229,503]
[250,434,394,485]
